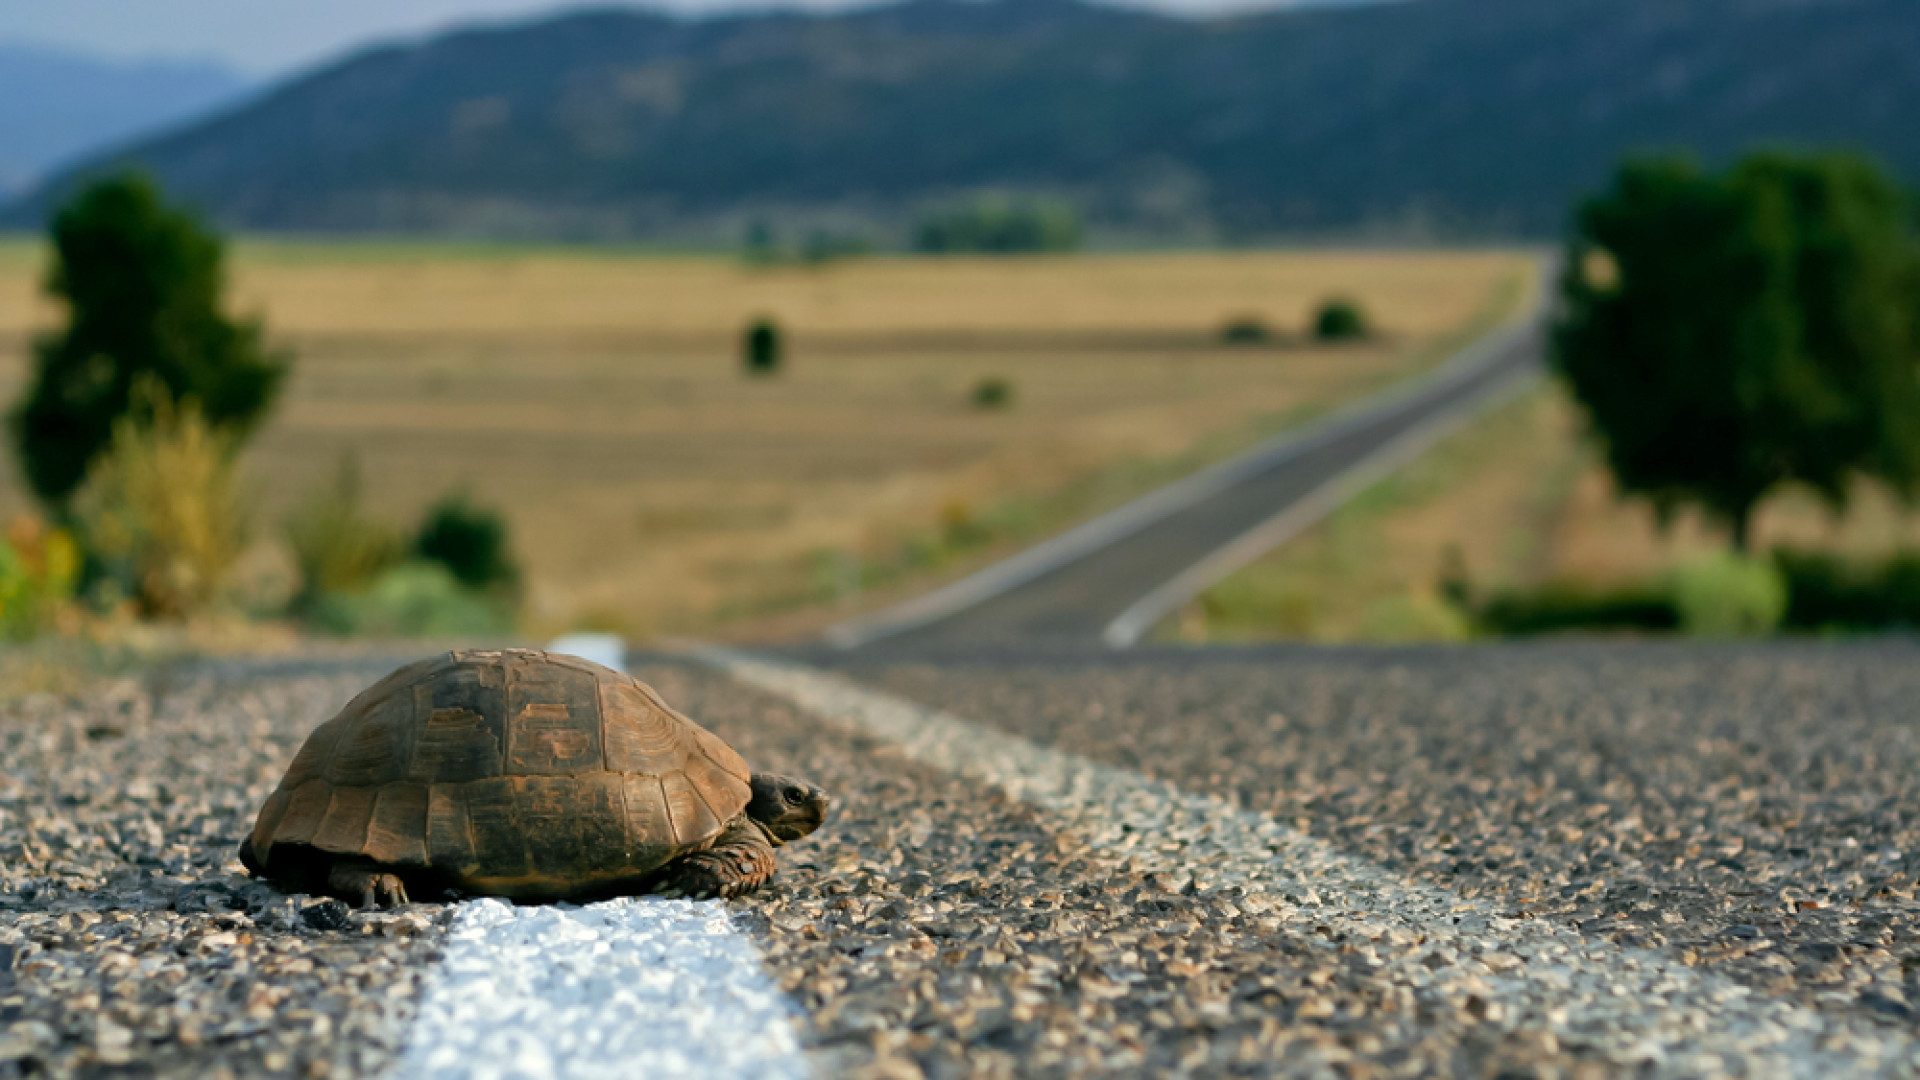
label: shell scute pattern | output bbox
[246,649,756,897]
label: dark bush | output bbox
[1775,549,1920,629]
[1477,582,1677,635]
[744,318,783,376]
[416,494,519,594]
[1220,317,1271,345]
[1314,298,1370,341]
[972,377,1014,410]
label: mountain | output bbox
[0,44,253,198]
[8,0,1919,240]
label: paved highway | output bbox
[830,289,1551,652]
[4,643,1917,1078]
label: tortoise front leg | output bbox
[654,817,776,899]
[326,858,410,909]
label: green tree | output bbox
[1555,152,1920,550]
[9,173,288,511]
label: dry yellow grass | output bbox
[1183,380,1920,643]
[0,241,1528,636]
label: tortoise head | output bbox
[747,773,831,845]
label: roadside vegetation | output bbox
[1182,151,1920,644]
[0,174,526,694]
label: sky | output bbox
[0,0,1311,76]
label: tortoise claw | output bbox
[329,865,409,909]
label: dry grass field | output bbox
[0,240,1528,636]
[1181,380,1920,643]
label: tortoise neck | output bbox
[747,816,785,849]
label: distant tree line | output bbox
[912,198,1082,255]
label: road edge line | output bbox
[1100,363,1542,647]
[695,646,1916,1079]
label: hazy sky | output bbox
[0,0,1310,76]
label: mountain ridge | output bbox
[9,0,1917,240]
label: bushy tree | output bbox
[1555,152,1920,549]
[10,173,288,511]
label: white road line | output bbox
[399,898,808,1080]
[1100,364,1541,647]
[392,640,813,1080]
[825,263,1548,650]
[702,647,1918,1079]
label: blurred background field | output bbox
[0,240,1529,637]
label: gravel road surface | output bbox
[2,640,1917,1078]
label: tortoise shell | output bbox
[243,649,753,899]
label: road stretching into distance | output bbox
[828,268,1552,651]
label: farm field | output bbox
[0,241,1528,636]
[1177,380,1920,643]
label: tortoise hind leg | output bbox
[655,818,776,899]
[325,858,410,909]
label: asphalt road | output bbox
[3,642,1917,1078]
[833,308,1548,651]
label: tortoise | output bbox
[239,649,830,907]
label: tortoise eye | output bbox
[781,788,802,807]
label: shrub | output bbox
[313,561,513,638]
[0,516,81,640]
[1314,298,1370,341]
[284,455,405,614]
[10,173,288,510]
[1672,553,1788,637]
[744,318,783,376]
[75,383,248,619]
[1477,581,1678,635]
[972,377,1014,410]
[416,493,520,595]
[1220,317,1271,345]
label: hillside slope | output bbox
[10,0,1918,239]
